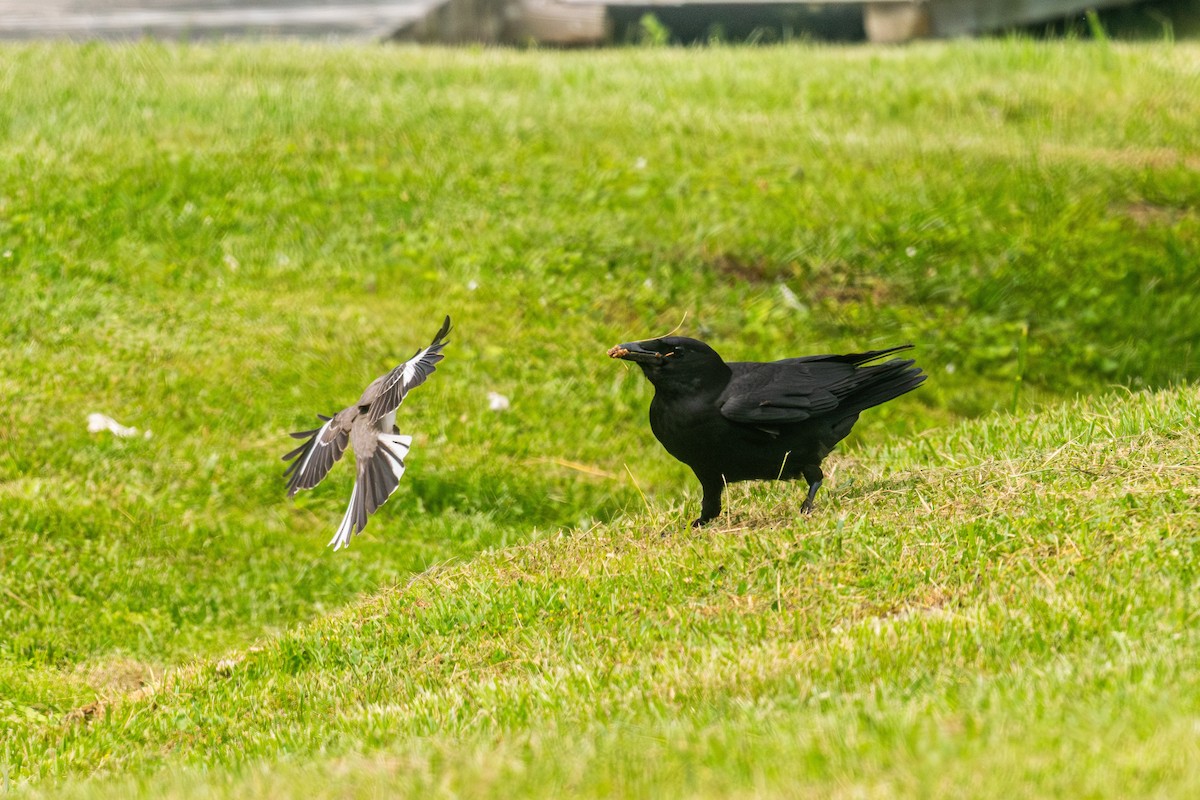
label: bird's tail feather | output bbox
[833,359,927,416]
[328,483,363,551]
[328,433,413,551]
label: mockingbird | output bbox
[284,316,450,549]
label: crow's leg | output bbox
[692,475,725,528]
[799,465,824,514]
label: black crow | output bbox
[284,316,450,549]
[609,335,925,527]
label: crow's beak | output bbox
[608,341,665,364]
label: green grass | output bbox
[1,40,1198,797]
[8,384,1200,798]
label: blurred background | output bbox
[2,0,1199,43]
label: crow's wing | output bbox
[719,347,917,426]
[327,429,412,550]
[283,412,353,497]
[718,363,843,425]
[722,349,925,428]
[365,316,451,425]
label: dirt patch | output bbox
[806,274,897,307]
[1042,143,1200,173]
[701,248,780,283]
[697,246,901,308]
[78,657,158,696]
[1111,201,1189,228]
[63,659,160,723]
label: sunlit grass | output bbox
[8,386,1200,798]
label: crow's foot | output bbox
[800,478,823,514]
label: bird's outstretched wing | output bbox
[328,432,412,550]
[366,315,451,425]
[282,413,352,497]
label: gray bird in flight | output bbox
[284,316,450,550]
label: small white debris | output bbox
[634,157,647,170]
[2,250,11,259]
[487,391,510,412]
[945,363,956,374]
[905,246,918,258]
[466,279,479,292]
[778,283,808,312]
[223,253,240,272]
[87,413,148,439]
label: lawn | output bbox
[1,39,1198,797]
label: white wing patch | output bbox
[283,414,351,498]
[400,350,424,387]
[366,330,448,426]
[294,418,335,479]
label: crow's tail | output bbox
[832,357,926,417]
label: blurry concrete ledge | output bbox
[0,1,437,40]
[0,0,1162,44]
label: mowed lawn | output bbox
[1,40,1198,797]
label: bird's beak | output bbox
[607,341,665,364]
